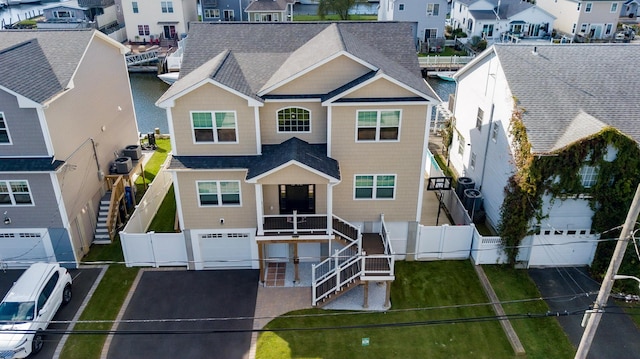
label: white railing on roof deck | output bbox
[418,55,475,67]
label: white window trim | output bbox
[585,2,592,12]
[205,8,220,18]
[610,2,618,12]
[355,109,402,142]
[276,107,312,134]
[0,180,34,206]
[190,110,239,144]
[0,113,13,145]
[353,174,397,200]
[579,165,598,188]
[196,180,242,207]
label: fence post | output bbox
[438,224,448,259]
[311,263,317,305]
[334,249,340,291]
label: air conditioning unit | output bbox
[114,157,133,174]
[123,145,142,160]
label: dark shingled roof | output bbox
[492,44,640,153]
[0,157,65,172]
[168,138,340,180]
[0,30,95,104]
[158,22,437,104]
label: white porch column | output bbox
[255,184,264,235]
[326,184,333,235]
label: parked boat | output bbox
[158,72,179,85]
[7,0,40,5]
[426,71,456,81]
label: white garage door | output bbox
[0,232,50,268]
[199,233,252,268]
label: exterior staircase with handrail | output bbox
[311,214,395,307]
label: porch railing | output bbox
[262,211,328,235]
[361,214,394,277]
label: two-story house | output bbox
[378,0,445,44]
[156,21,439,306]
[0,30,140,268]
[450,0,555,43]
[117,0,198,45]
[536,0,621,40]
[201,0,252,22]
[448,44,640,266]
[245,0,294,21]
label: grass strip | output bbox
[59,265,139,359]
[483,265,575,359]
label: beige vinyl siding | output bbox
[269,55,371,95]
[260,102,327,144]
[171,83,258,155]
[330,103,428,222]
[257,164,331,185]
[176,170,257,229]
[344,78,418,99]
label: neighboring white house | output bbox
[447,44,640,266]
[378,0,446,43]
[118,0,198,44]
[621,0,640,18]
[450,0,555,43]
[536,0,621,40]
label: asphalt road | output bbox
[107,269,259,359]
[529,266,640,359]
[0,266,104,359]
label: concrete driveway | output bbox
[107,269,259,359]
[529,267,640,359]
[0,266,104,359]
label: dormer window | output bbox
[277,107,310,133]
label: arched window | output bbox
[277,107,311,133]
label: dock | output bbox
[418,55,474,76]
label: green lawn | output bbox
[257,261,515,359]
[63,139,173,358]
[147,185,177,232]
[482,265,576,359]
[59,265,139,359]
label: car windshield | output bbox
[0,301,35,322]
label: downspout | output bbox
[478,103,494,191]
[238,0,242,21]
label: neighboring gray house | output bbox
[0,30,139,268]
[201,0,252,21]
[38,2,92,29]
[245,0,294,21]
[450,0,555,43]
[621,0,639,18]
[378,0,442,44]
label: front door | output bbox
[163,25,176,39]
[279,184,315,214]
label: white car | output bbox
[0,263,72,359]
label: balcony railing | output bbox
[262,211,328,235]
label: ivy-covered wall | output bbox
[498,106,640,293]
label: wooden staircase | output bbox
[93,176,127,244]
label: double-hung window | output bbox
[132,1,138,13]
[204,9,220,18]
[356,110,400,141]
[354,175,396,200]
[161,1,173,13]
[191,111,237,143]
[610,2,618,12]
[277,107,310,133]
[476,108,484,130]
[197,181,241,206]
[137,25,149,35]
[0,180,33,206]
[585,2,592,12]
[427,3,439,15]
[579,166,598,188]
[0,113,11,144]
